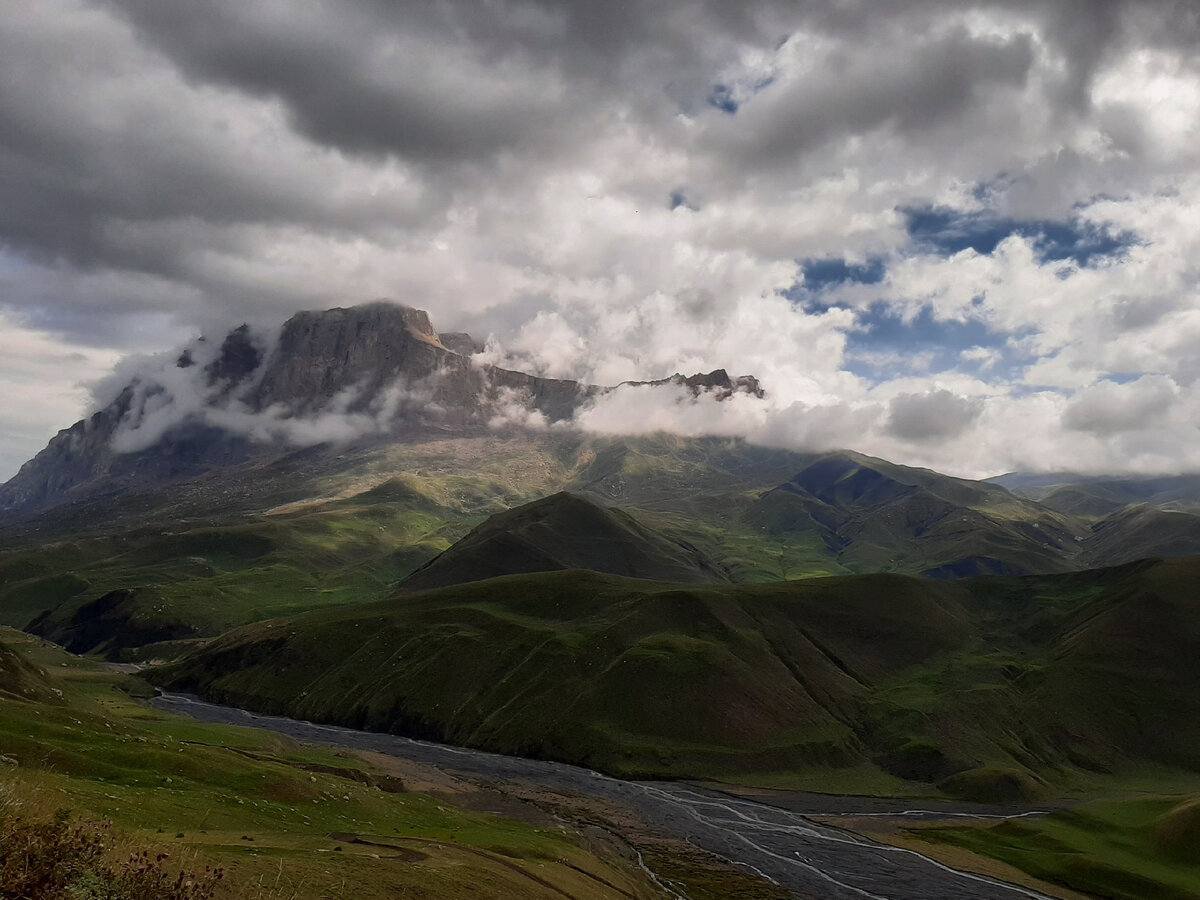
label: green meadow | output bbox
[3,628,758,900]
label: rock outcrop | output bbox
[624,368,764,400]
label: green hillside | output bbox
[747,452,1088,577]
[0,629,709,900]
[156,570,969,782]
[6,434,1200,669]
[922,794,1200,900]
[156,558,1200,795]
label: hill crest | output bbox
[401,491,730,591]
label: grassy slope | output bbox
[918,795,1200,900]
[0,435,816,650]
[156,560,1200,798]
[401,492,732,591]
[157,570,973,783]
[7,433,1196,661]
[749,452,1089,577]
[1,629,772,900]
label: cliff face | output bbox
[0,300,758,515]
[0,397,251,515]
[246,302,596,425]
[251,303,453,411]
[0,391,132,512]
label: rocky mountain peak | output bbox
[1,300,767,514]
[204,324,262,391]
[437,332,485,356]
[624,369,765,400]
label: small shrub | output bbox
[1,808,105,899]
[0,807,224,900]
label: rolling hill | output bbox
[6,430,1200,665]
[155,557,1200,796]
[4,301,1200,676]
[401,491,730,591]
[744,451,1087,577]
[991,471,1200,516]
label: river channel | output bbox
[151,692,1054,900]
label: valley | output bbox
[151,690,1072,900]
[3,303,1200,899]
[0,629,696,900]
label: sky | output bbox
[2,0,1200,481]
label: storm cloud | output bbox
[3,0,1200,479]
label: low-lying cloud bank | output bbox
[98,327,447,455]
[575,374,1200,479]
[88,312,1200,481]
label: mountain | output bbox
[0,302,587,515]
[5,299,1200,671]
[1,301,769,518]
[5,428,1200,665]
[1083,505,1200,562]
[401,491,730,591]
[745,451,1086,577]
[155,556,1200,794]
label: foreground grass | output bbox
[0,630,666,900]
[918,795,1200,900]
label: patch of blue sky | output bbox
[801,256,886,291]
[669,189,693,210]
[706,75,776,115]
[786,256,888,317]
[840,302,1026,381]
[1099,372,1143,385]
[707,83,739,114]
[787,257,1016,380]
[786,198,1131,382]
[902,204,1137,266]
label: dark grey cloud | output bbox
[886,389,983,441]
[1,0,1187,313]
[719,25,1035,167]
[100,0,802,173]
[0,6,437,280]
[105,1,565,164]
